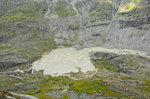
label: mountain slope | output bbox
[0,0,150,98]
[0,0,150,69]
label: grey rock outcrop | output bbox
[0,60,28,69]
[90,51,150,75]
[41,0,150,54]
[0,0,150,69]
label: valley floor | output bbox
[0,47,150,99]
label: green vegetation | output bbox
[56,1,76,17]
[69,80,129,97]
[0,44,17,51]
[88,2,111,19]
[121,76,132,80]
[0,0,149,98]
[143,79,150,92]
[0,91,20,99]
[69,33,79,44]
[0,0,47,24]
[118,0,148,19]
[95,60,121,72]
[34,93,53,99]
[33,93,70,99]
[0,92,7,99]
[0,0,57,60]
[138,79,150,97]
[19,37,57,59]
[0,70,146,99]
[0,36,57,60]
[119,0,143,13]
[56,94,70,99]
[18,72,130,98]
[22,75,72,95]
[68,21,80,30]
[0,75,21,91]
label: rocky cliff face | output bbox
[42,0,150,54]
[0,0,150,67]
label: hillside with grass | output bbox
[0,0,150,99]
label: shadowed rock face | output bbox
[0,60,28,69]
[0,34,9,43]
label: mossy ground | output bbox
[0,52,149,98]
[88,1,112,19]
[56,94,70,99]
[33,93,53,99]
[1,68,149,99]
[95,60,120,72]
[0,75,22,91]
[0,0,47,25]
[68,21,80,31]
[69,80,129,98]
[12,71,131,99]
[56,1,76,17]
[138,79,150,95]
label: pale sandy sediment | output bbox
[32,47,150,79]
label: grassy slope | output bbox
[0,0,57,62]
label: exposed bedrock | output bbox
[90,51,150,76]
[0,60,28,69]
[0,0,150,69]
[43,0,150,54]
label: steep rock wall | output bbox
[44,0,150,54]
